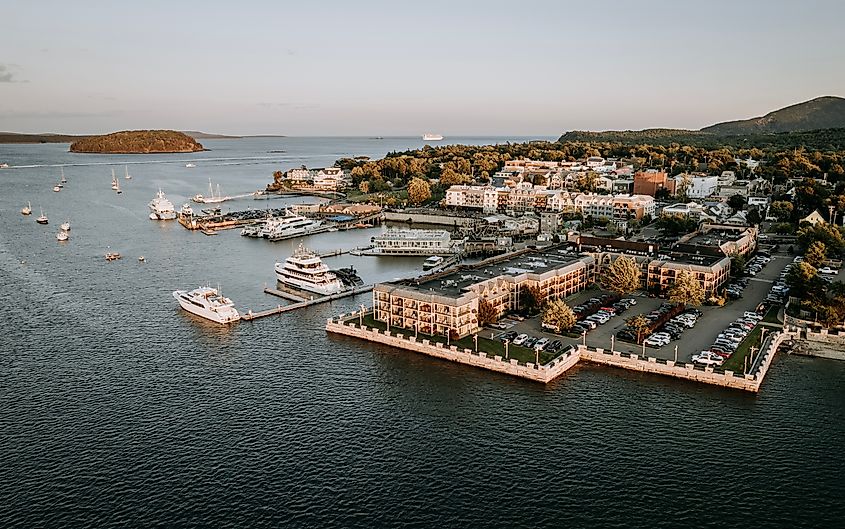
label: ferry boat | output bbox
[423,133,444,141]
[36,207,49,225]
[423,255,444,270]
[365,228,459,255]
[148,189,177,220]
[21,202,32,215]
[275,244,345,296]
[172,286,241,324]
[260,214,322,241]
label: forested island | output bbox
[69,130,205,153]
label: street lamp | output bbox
[535,345,541,365]
[473,333,478,353]
[610,335,615,353]
[504,339,510,359]
[641,340,646,357]
[582,330,587,347]
[674,344,678,363]
[359,304,366,326]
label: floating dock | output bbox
[241,284,374,321]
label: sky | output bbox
[1,0,844,136]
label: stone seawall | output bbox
[326,319,580,383]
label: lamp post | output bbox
[473,333,478,353]
[610,335,615,353]
[504,339,510,359]
[674,344,678,363]
[641,339,646,358]
[359,304,366,327]
[582,330,587,347]
[535,345,541,365]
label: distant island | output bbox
[69,130,205,154]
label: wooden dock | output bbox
[241,284,374,321]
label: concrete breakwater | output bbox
[326,314,789,391]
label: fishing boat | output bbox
[36,207,48,225]
[105,252,122,261]
[180,203,194,217]
[21,202,32,215]
[124,166,132,179]
[56,231,68,242]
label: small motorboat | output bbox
[56,231,68,242]
[185,163,196,168]
[105,252,122,261]
[36,207,48,224]
[21,202,32,215]
[138,256,146,262]
[53,185,62,192]
[60,221,70,232]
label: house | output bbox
[633,170,675,196]
[747,196,770,208]
[661,202,714,222]
[801,210,827,226]
[678,175,718,198]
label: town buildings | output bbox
[633,169,675,196]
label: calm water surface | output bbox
[1,137,843,528]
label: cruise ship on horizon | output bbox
[172,286,241,324]
[149,189,177,220]
[260,213,322,241]
[422,133,444,141]
[275,244,346,296]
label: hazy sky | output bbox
[2,0,843,135]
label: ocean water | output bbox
[1,137,843,528]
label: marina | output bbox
[242,284,375,321]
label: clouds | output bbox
[0,64,15,82]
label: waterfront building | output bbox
[675,224,758,257]
[369,229,459,255]
[646,254,730,298]
[313,167,347,191]
[445,185,501,213]
[286,168,312,182]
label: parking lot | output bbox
[489,255,793,363]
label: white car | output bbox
[819,267,838,275]
[512,334,528,345]
[645,336,669,347]
[693,352,724,366]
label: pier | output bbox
[242,284,374,321]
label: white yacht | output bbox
[56,231,68,242]
[365,228,459,255]
[60,221,70,232]
[180,203,194,217]
[260,214,322,241]
[240,223,263,237]
[423,133,444,141]
[275,244,345,296]
[423,255,445,270]
[148,189,177,220]
[185,163,196,168]
[21,202,32,215]
[172,286,241,324]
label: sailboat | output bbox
[111,169,120,190]
[192,179,227,204]
[124,166,132,180]
[60,167,67,184]
[21,201,32,215]
[36,207,48,224]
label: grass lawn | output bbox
[761,305,781,324]
[347,189,409,204]
[722,326,763,373]
[353,313,560,365]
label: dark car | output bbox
[544,340,562,352]
[616,330,636,341]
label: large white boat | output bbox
[240,223,263,237]
[423,133,444,141]
[148,189,177,220]
[423,255,445,270]
[0,163,9,169]
[172,286,241,324]
[180,203,194,217]
[365,228,459,255]
[193,179,228,204]
[275,244,346,296]
[260,214,322,241]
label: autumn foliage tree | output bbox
[668,270,705,307]
[407,177,432,205]
[805,241,828,268]
[626,314,651,343]
[542,300,576,333]
[477,299,498,326]
[602,256,642,295]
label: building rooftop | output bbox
[391,246,586,298]
[684,228,748,246]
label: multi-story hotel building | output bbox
[574,193,656,222]
[646,254,731,298]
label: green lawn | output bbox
[761,305,781,324]
[353,313,561,365]
[721,326,763,373]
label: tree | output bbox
[798,223,845,254]
[477,299,498,326]
[602,256,642,295]
[730,254,747,277]
[728,194,747,211]
[656,214,699,236]
[668,270,704,306]
[408,177,431,205]
[520,284,542,315]
[769,200,794,222]
[654,187,671,200]
[626,314,650,344]
[542,300,576,333]
[439,168,471,186]
[746,207,762,226]
[805,241,828,268]
[358,180,370,194]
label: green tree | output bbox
[746,207,763,225]
[602,256,642,295]
[477,298,498,326]
[805,241,827,268]
[520,284,542,315]
[769,200,794,222]
[668,270,704,306]
[541,300,576,333]
[798,223,845,254]
[407,177,432,205]
[730,254,747,277]
[626,314,651,344]
[728,194,747,211]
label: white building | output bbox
[661,202,714,221]
[575,194,655,223]
[685,175,718,198]
[445,185,500,213]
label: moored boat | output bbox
[56,231,68,242]
[423,255,445,270]
[148,189,177,220]
[172,286,241,324]
[36,207,48,225]
[275,244,345,296]
[21,202,32,215]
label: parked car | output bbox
[535,337,550,348]
[819,267,838,275]
[544,340,562,352]
[512,334,528,345]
